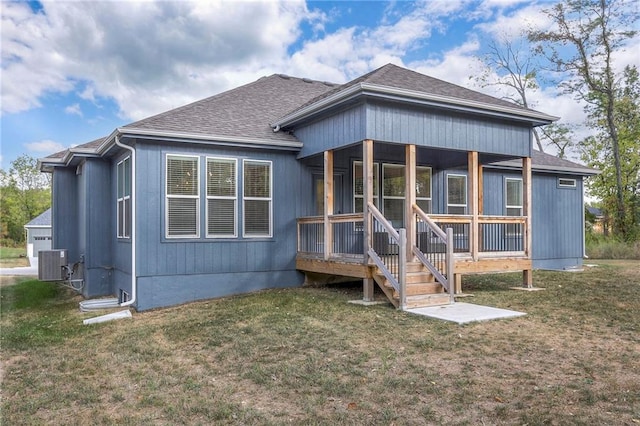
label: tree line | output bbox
[0,155,51,245]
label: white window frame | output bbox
[117,156,131,239]
[382,163,406,227]
[447,174,467,214]
[206,157,237,238]
[558,177,577,188]
[416,166,432,214]
[242,159,272,238]
[505,177,523,236]
[353,161,380,213]
[165,154,200,239]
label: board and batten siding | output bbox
[531,173,585,269]
[296,101,532,159]
[295,104,368,158]
[80,160,113,297]
[365,101,532,157]
[131,141,312,311]
[51,168,80,267]
[50,161,114,297]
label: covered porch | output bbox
[295,139,533,310]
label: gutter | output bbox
[114,135,137,308]
[272,82,559,130]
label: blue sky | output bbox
[1,0,638,170]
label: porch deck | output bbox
[296,209,531,308]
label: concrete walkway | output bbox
[407,302,526,324]
[0,265,38,276]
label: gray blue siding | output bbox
[51,160,113,297]
[296,101,532,159]
[52,169,79,262]
[296,104,367,158]
[130,140,311,311]
[531,173,584,269]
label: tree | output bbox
[529,0,638,240]
[0,155,51,243]
[474,36,545,152]
[581,65,640,239]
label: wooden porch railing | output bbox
[367,203,407,309]
[297,213,364,259]
[413,205,454,302]
[429,215,527,256]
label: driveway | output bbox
[0,258,38,277]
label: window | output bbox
[506,177,523,236]
[166,155,199,238]
[206,158,237,237]
[353,161,379,213]
[416,166,432,214]
[558,178,576,188]
[117,157,131,238]
[383,164,405,227]
[243,160,272,237]
[447,174,467,214]
[505,178,523,216]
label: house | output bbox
[39,64,597,311]
[24,208,52,265]
[586,206,607,235]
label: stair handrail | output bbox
[413,204,455,303]
[367,202,407,309]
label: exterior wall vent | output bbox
[38,250,68,281]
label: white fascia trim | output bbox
[116,128,303,149]
[273,82,559,128]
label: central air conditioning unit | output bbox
[38,250,68,281]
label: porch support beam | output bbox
[522,156,533,288]
[478,164,484,215]
[405,144,416,261]
[468,151,479,261]
[323,150,334,260]
[363,140,374,258]
[363,139,375,301]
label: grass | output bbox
[1,260,639,425]
[0,246,29,268]
[586,238,640,260]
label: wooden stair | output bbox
[372,261,451,309]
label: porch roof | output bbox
[273,64,558,129]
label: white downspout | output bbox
[115,135,137,307]
[582,179,588,259]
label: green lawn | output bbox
[1,260,639,425]
[0,246,29,268]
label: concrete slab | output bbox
[406,302,526,325]
[0,266,38,276]
[348,299,388,306]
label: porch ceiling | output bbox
[301,142,525,170]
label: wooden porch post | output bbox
[323,150,334,260]
[523,156,533,288]
[478,164,484,215]
[363,140,375,300]
[405,144,416,261]
[468,151,479,261]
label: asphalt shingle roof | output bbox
[25,208,51,227]
[287,63,541,117]
[123,74,336,143]
[40,64,593,175]
[531,150,595,173]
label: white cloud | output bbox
[64,103,82,117]
[1,0,314,119]
[24,140,66,154]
